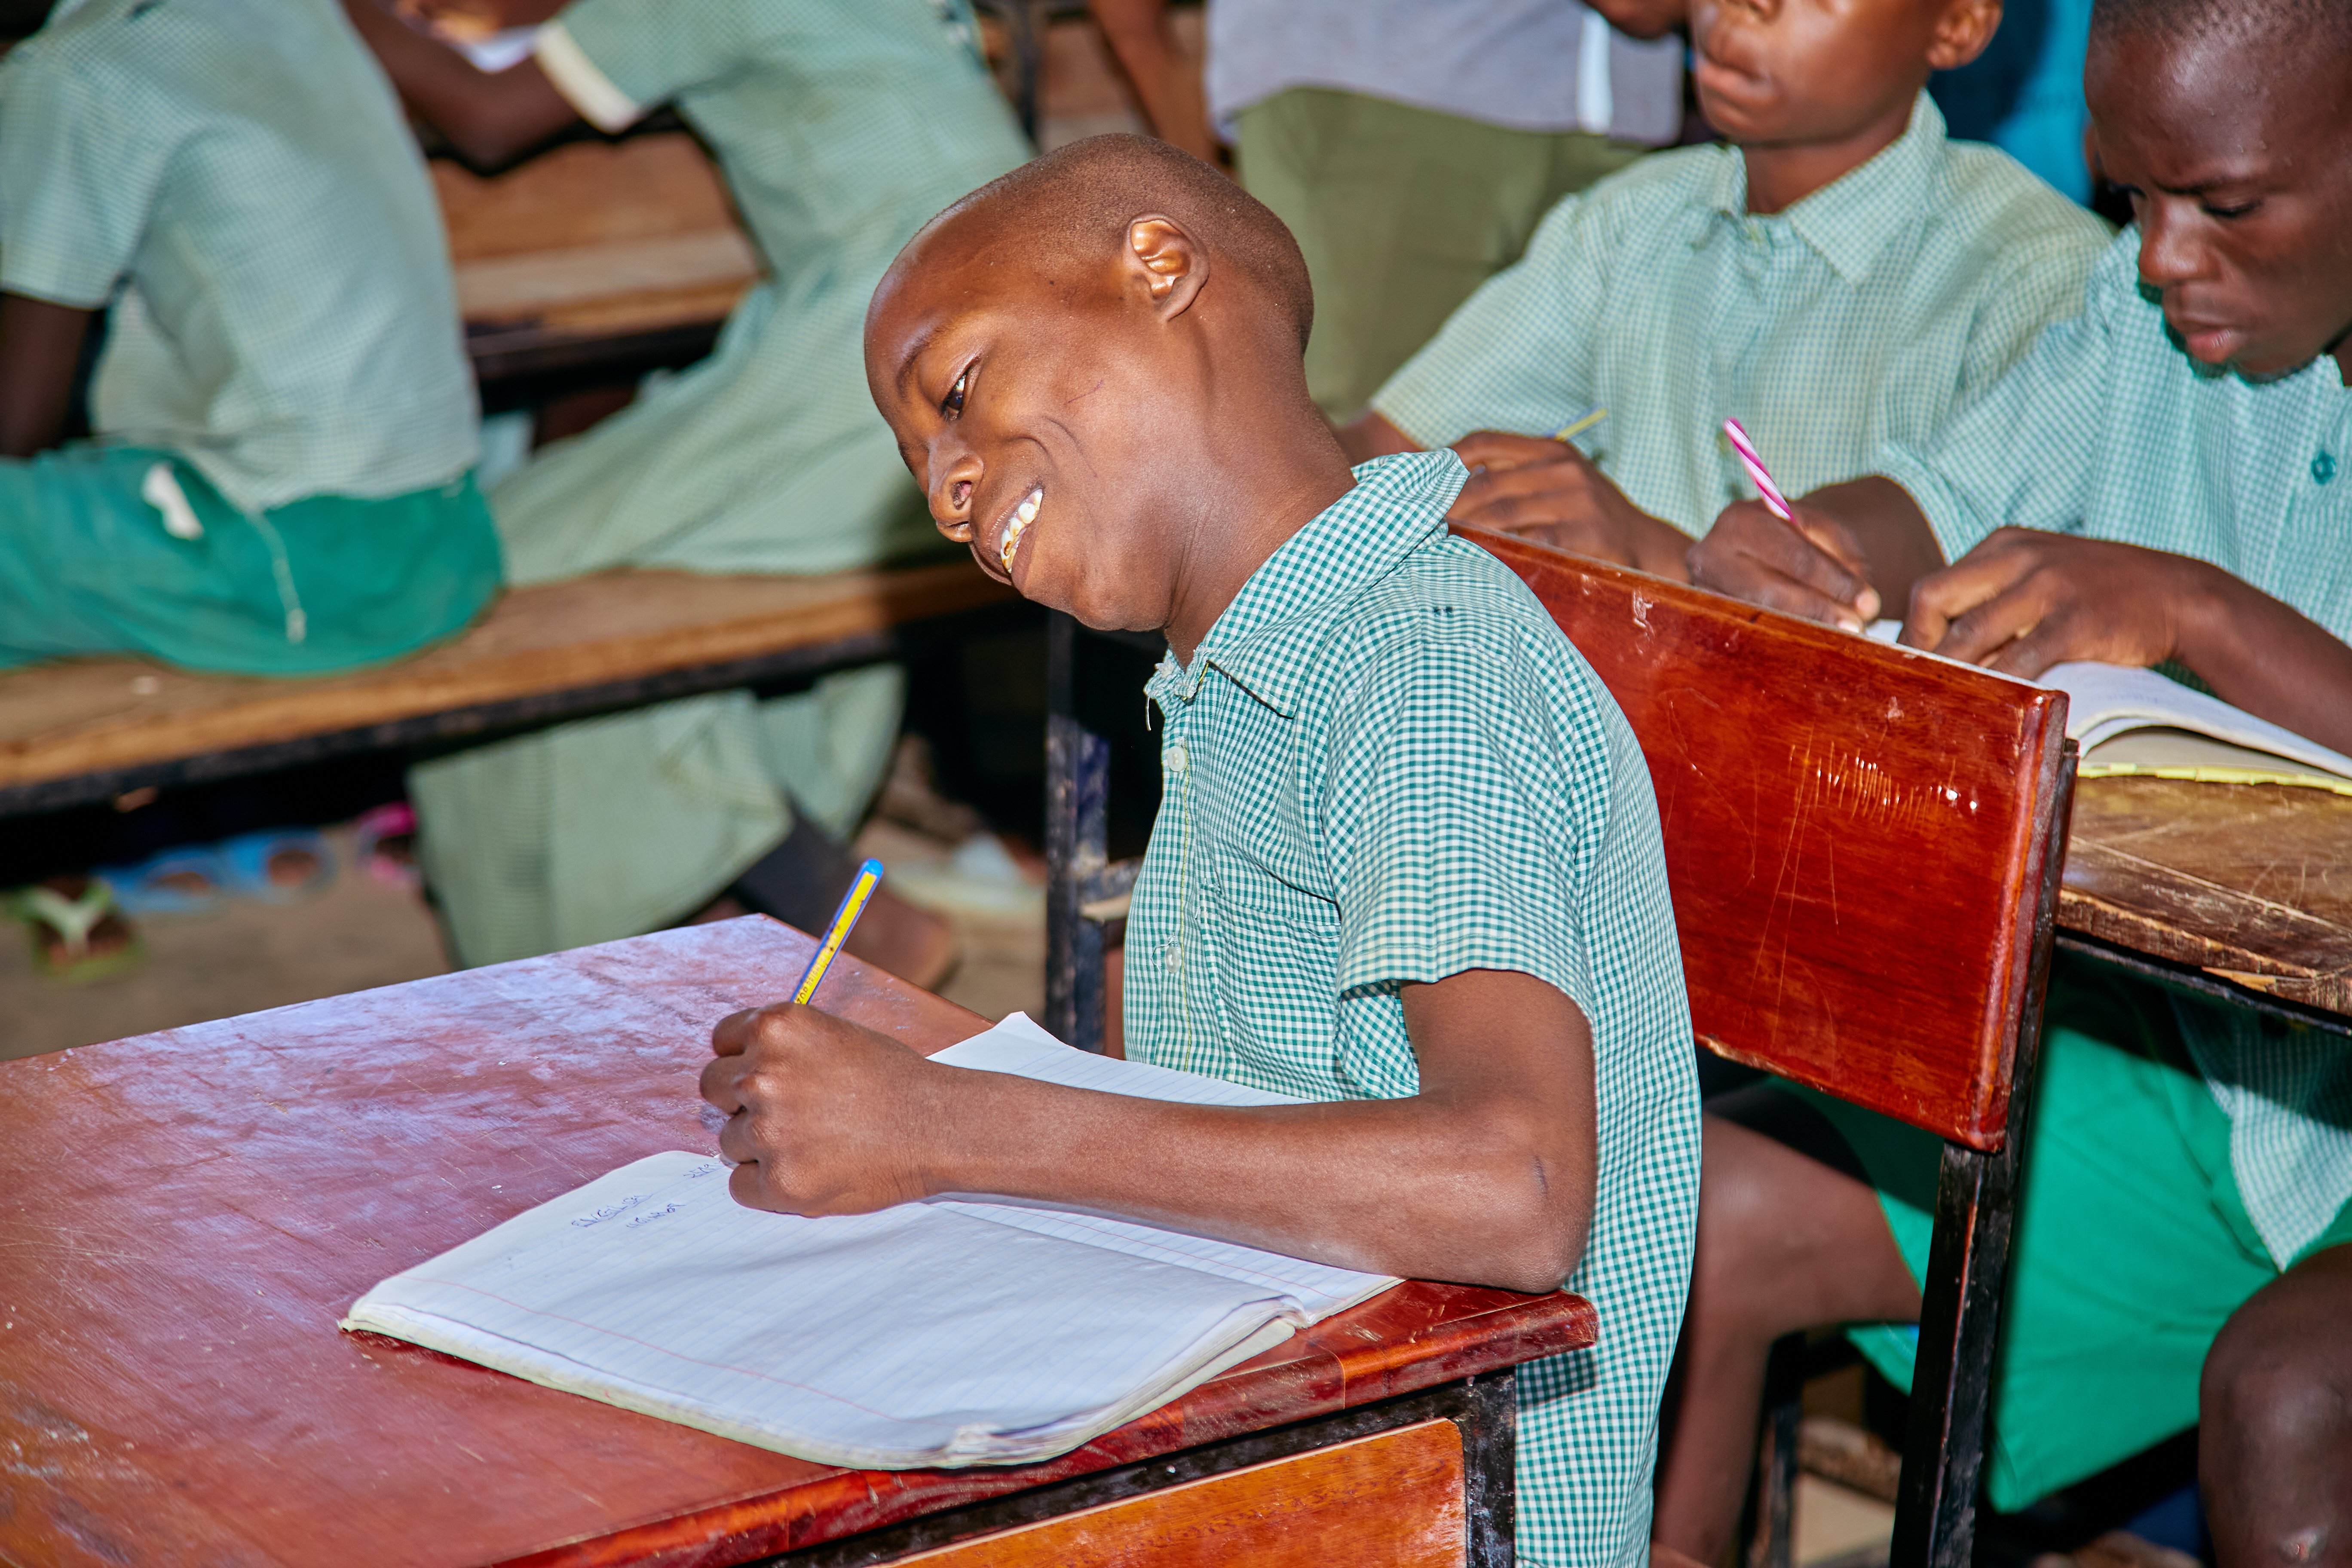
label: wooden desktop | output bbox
[0,916,1590,1567]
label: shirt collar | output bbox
[1704,90,1948,284]
[1146,449,1467,719]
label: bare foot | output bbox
[842,886,959,991]
[267,847,322,889]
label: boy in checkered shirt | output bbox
[697,136,1702,1568]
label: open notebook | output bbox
[1868,622,2352,794]
[342,1013,1397,1470]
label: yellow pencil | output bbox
[792,858,885,1004]
[1553,407,1607,442]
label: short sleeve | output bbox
[543,0,744,123]
[1369,187,1609,448]
[1878,231,2134,563]
[1954,206,2109,400]
[0,57,171,307]
[1320,629,1599,1011]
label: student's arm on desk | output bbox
[342,0,580,169]
[0,293,95,459]
[702,968,1598,1295]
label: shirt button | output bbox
[1166,743,1188,775]
[2314,450,2337,485]
[1162,939,1182,973]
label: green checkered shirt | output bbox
[1124,450,1700,1568]
[0,0,478,513]
[1882,228,2352,1269]
[1372,94,2111,536]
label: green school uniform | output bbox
[0,0,495,675]
[1802,228,2352,1507]
[1125,450,1700,1568]
[1371,95,2111,537]
[408,0,1030,966]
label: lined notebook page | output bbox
[930,1014,1394,1319]
[344,1015,1396,1469]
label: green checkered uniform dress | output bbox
[0,0,497,674]
[1125,450,1700,1568]
[1371,95,2111,536]
[409,0,1031,966]
[1883,227,2352,1271]
[0,0,478,513]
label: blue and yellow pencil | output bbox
[792,858,885,1004]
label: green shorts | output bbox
[1786,961,2352,1510]
[1233,87,1652,420]
[0,444,502,677]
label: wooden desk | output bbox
[439,135,757,390]
[0,917,1591,1567]
[2060,776,2352,1021]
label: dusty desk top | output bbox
[0,918,1592,1568]
[2061,775,2352,1018]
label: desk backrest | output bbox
[1461,530,2072,1152]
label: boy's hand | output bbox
[701,1004,942,1217]
[1448,431,1693,579]
[1687,498,1882,631]
[1903,528,2203,676]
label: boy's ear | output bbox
[1925,0,2003,71]
[1124,215,1210,321]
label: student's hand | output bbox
[1902,528,2208,676]
[1448,431,1693,579]
[1687,498,1882,631]
[701,1004,943,1216]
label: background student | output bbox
[1090,0,1690,421]
[344,0,1030,981]
[1341,0,2111,578]
[1675,0,2352,1550]
[707,136,1701,1568]
[0,0,497,978]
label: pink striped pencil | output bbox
[1721,417,1793,522]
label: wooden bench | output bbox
[0,564,1020,821]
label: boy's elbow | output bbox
[1464,1145,1593,1295]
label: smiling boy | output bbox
[1673,0,2352,1553]
[1338,0,2110,577]
[701,136,1700,1568]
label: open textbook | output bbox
[342,1014,1397,1470]
[1867,622,2352,794]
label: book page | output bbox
[929,1014,1398,1320]
[346,1151,1305,1468]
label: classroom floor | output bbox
[1,817,1045,1062]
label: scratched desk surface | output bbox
[2061,776,2352,1018]
[0,917,1591,1568]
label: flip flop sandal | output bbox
[93,844,231,917]
[217,828,337,905]
[9,881,146,985]
[352,802,420,891]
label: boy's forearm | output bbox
[2175,567,2352,754]
[917,1066,1589,1294]
[342,0,578,168]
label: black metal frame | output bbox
[756,1372,1519,1568]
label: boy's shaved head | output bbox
[928,135,1313,351]
[864,135,1351,653]
[2092,0,2352,51]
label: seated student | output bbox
[1673,0,2352,1553]
[0,0,498,977]
[342,0,1030,980]
[700,137,1702,1568]
[1338,0,2113,582]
